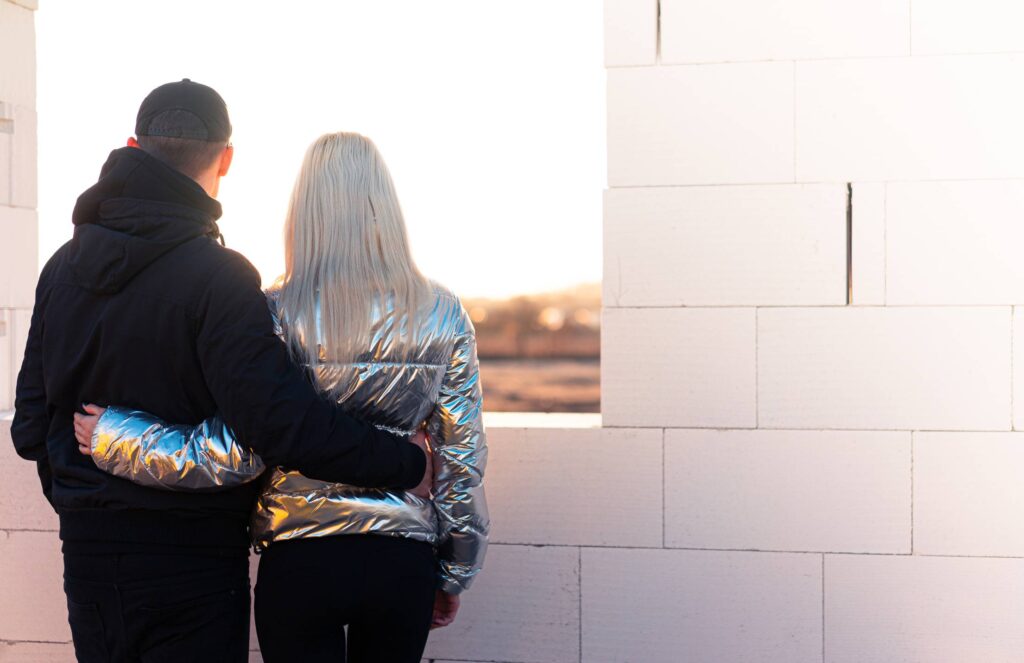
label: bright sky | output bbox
[36,0,606,299]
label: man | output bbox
[11,80,429,662]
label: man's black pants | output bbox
[63,550,250,663]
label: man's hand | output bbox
[73,404,107,456]
[408,430,433,499]
[431,590,460,629]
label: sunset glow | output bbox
[36,0,605,298]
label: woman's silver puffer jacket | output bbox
[90,286,488,594]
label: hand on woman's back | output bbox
[73,404,107,456]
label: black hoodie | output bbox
[11,147,425,551]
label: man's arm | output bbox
[193,253,425,488]
[11,273,54,502]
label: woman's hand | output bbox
[73,404,107,456]
[431,590,460,629]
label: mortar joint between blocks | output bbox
[754,308,760,428]
[910,431,915,555]
[661,427,667,548]
[821,553,826,663]
[578,545,583,663]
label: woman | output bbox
[72,132,488,663]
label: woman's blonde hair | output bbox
[277,132,432,373]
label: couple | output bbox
[11,79,488,663]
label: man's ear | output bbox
[127,137,140,148]
[218,144,234,177]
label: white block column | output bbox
[0,0,52,657]
[0,0,38,412]
[601,0,1024,661]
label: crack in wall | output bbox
[846,182,853,305]
[655,0,662,63]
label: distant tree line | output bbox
[464,284,600,360]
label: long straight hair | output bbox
[277,132,432,373]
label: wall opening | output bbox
[36,1,606,414]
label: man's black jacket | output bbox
[11,147,425,551]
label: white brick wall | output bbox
[10,105,35,209]
[912,0,1024,55]
[9,308,30,410]
[0,311,10,411]
[796,55,1024,182]
[0,0,37,418]
[0,309,31,412]
[582,548,822,663]
[0,1,35,110]
[600,0,1024,650]
[608,62,794,186]
[913,432,1024,557]
[665,429,910,553]
[1015,307,1024,431]
[850,183,885,306]
[602,307,756,427]
[661,0,909,64]
[885,181,1024,305]
[1,2,64,658]
[603,0,656,67]
[423,544,580,663]
[487,427,663,547]
[825,555,1024,662]
[604,184,846,307]
[0,131,11,206]
[758,307,1011,431]
[0,207,38,309]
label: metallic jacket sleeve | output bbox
[91,406,266,491]
[426,306,490,595]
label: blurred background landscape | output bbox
[467,283,600,413]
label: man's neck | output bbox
[194,171,219,198]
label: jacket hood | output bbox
[68,146,224,294]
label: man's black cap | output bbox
[135,79,232,142]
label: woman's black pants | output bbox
[254,534,437,663]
